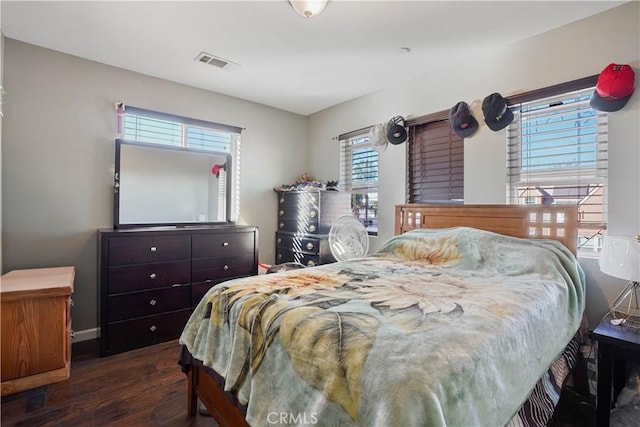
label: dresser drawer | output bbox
[277,191,319,208]
[108,235,190,266]
[277,218,320,234]
[191,280,228,307]
[106,309,192,354]
[192,231,255,258]
[107,285,191,322]
[108,260,190,294]
[275,247,320,267]
[277,205,319,221]
[191,254,256,283]
[275,232,321,254]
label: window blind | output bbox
[340,133,378,193]
[408,120,464,202]
[506,87,608,249]
[118,106,240,154]
[339,131,379,235]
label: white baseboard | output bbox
[72,327,99,343]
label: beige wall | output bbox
[2,2,639,336]
[1,39,307,333]
[307,2,640,328]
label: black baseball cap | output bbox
[449,102,478,138]
[482,93,514,131]
[386,116,407,145]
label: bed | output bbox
[179,204,588,426]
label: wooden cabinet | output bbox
[1,266,75,396]
[275,190,350,266]
[98,226,258,356]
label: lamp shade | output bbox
[599,234,640,282]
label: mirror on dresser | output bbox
[114,139,232,228]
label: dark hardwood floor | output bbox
[2,338,595,427]
[1,340,216,427]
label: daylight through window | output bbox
[506,87,608,253]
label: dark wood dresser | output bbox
[98,225,258,356]
[275,190,350,266]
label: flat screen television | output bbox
[113,139,233,228]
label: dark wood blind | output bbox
[408,120,464,202]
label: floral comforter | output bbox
[179,227,585,426]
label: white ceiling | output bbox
[1,1,626,116]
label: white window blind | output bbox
[506,87,608,252]
[339,131,379,235]
[116,105,243,221]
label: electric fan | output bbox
[328,215,370,262]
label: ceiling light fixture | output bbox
[289,0,328,18]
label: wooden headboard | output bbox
[395,204,578,254]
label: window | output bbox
[408,119,464,203]
[506,87,608,253]
[116,105,242,221]
[339,130,379,235]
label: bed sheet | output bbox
[180,227,586,426]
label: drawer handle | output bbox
[277,238,282,244]
[223,265,229,271]
[309,211,317,218]
[277,254,282,260]
[150,325,157,332]
[150,246,157,252]
[306,242,314,250]
[222,242,229,247]
[311,195,317,203]
[309,225,316,232]
[279,210,285,216]
[149,299,157,306]
[280,197,285,203]
[307,260,316,267]
[150,273,157,279]
[279,223,284,229]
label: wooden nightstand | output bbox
[1,266,75,396]
[591,313,640,427]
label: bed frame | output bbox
[395,204,578,254]
[186,203,580,425]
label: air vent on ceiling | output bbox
[195,52,240,70]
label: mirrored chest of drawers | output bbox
[275,190,350,266]
[98,225,258,356]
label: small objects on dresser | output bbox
[273,174,341,192]
[326,180,339,191]
[296,172,314,183]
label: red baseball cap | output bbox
[590,63,635,112]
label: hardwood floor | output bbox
[1,340,216,427]
[2,338,595,427]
